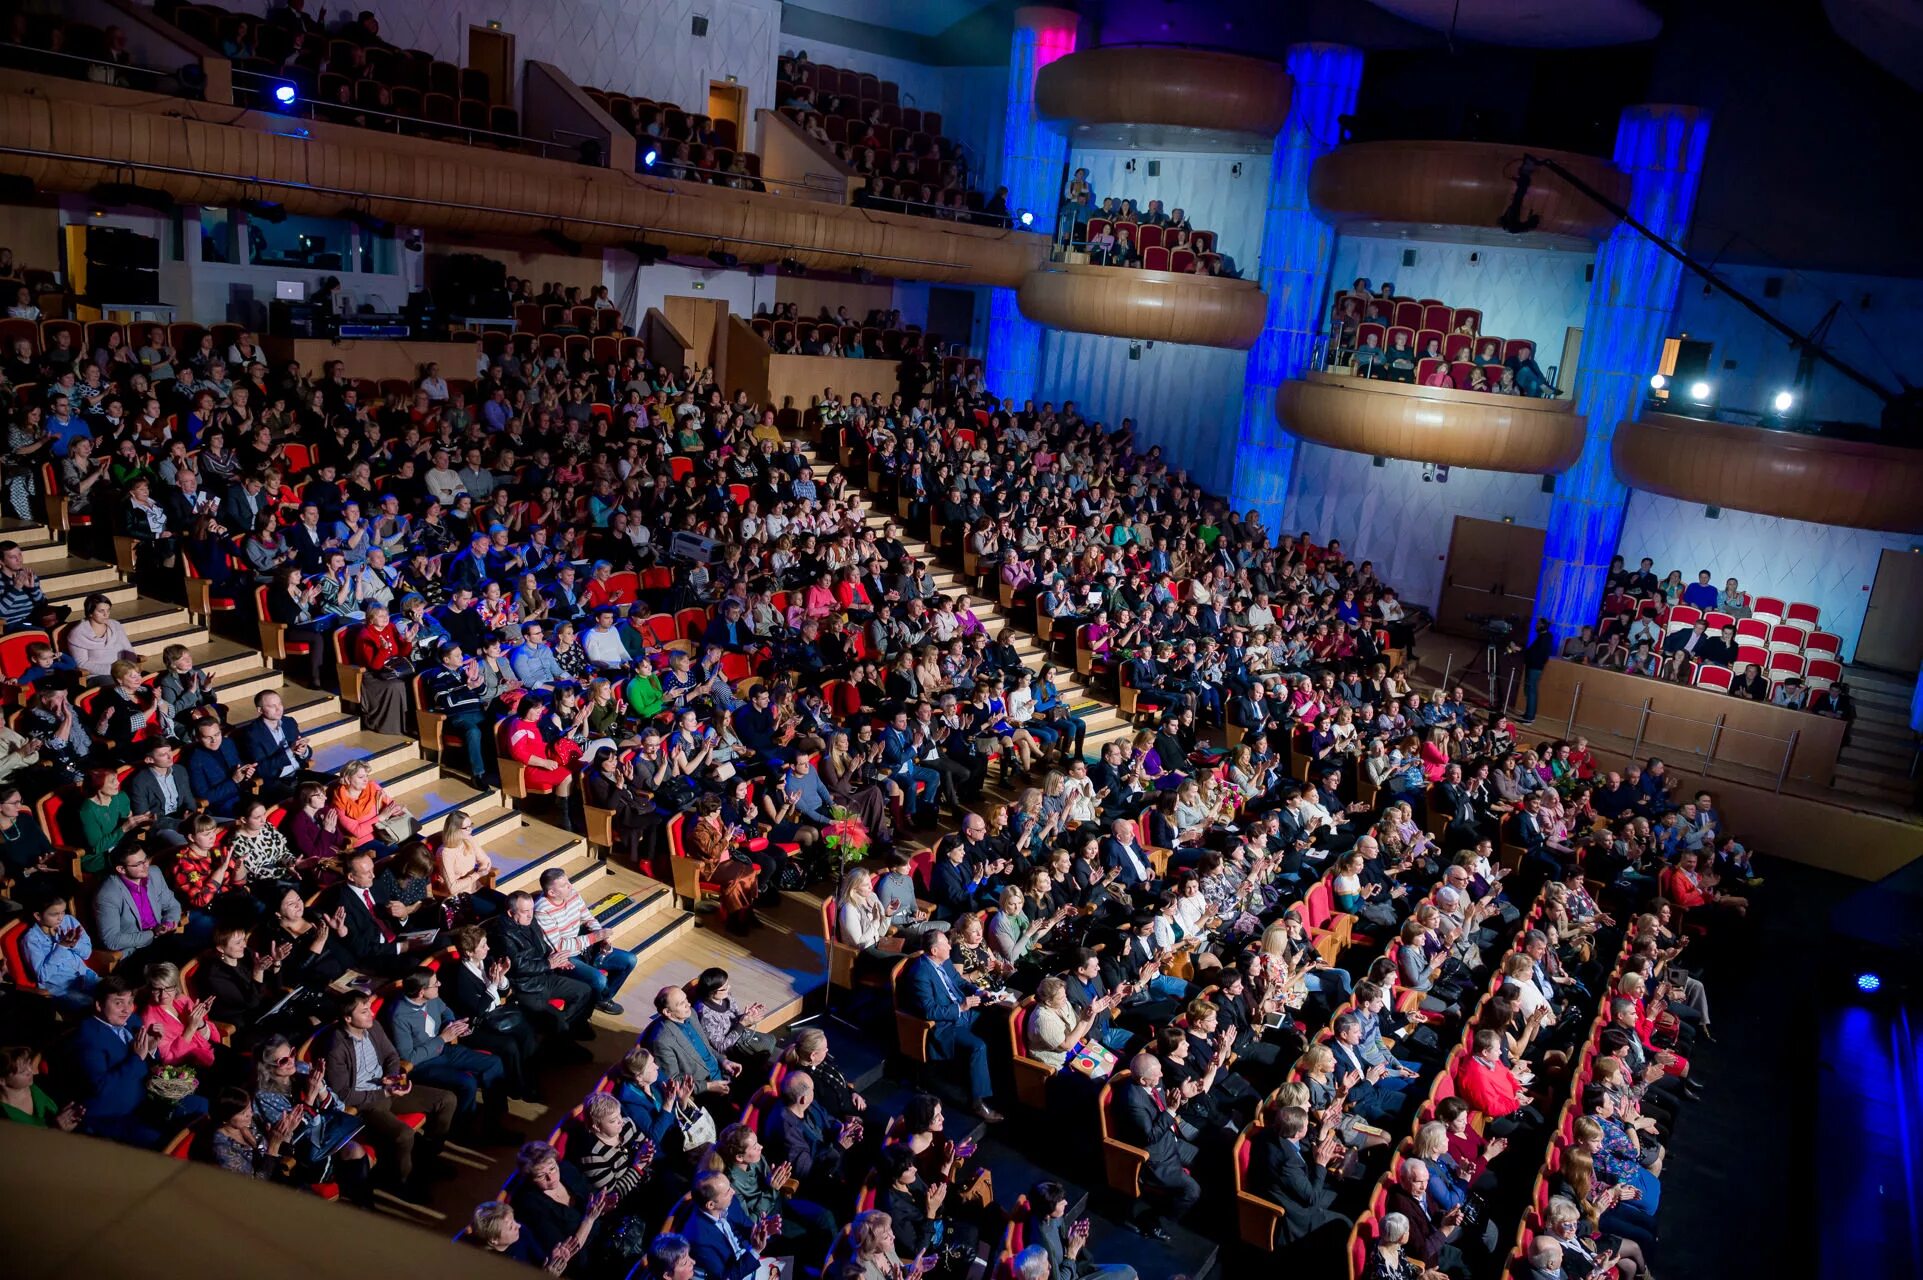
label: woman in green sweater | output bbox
[77,767,148,875]
[0,1046,82,1129]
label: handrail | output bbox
[228,67,584,160]
[0,41,188,91]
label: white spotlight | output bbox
[1648,374,1666,390]
[1689,381,1713,402]
[1772,389,1795,413]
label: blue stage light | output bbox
[273,83,297,106]
[643,147,658,167]
[1856,972,1882,994]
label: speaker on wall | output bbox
[1540,475,1556,493]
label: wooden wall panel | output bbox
[0,74,1047,287]
[765,353,901,415]
[1532,660,1845,786]
[1310,140,1630,241]
[1016,264,1267,350]
[642,308,690,374]
[1613,413,1923,534]
[721,317,771,408]
[1275,372,1587,474]
[261,338,479,385]
[1036,47,1292,137]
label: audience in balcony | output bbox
[1566,556,1850,723]
[1331,281,1561,399]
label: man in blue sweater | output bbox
[64,975,207,1147]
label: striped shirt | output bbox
[0,574,46,628]
[533,887,601,958]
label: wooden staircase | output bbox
[787,436,1142,762]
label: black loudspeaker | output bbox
[1540,475,1556,494]
[87,224,160,270]
[691,14,709,36]
[270,300,319,338]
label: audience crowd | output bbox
[0,235,1760,1280]
[1058,170,1232,277]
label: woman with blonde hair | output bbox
[836,865,899,978]
[329,757,411,853]
[137,960,221,1069]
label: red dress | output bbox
[505,719,575,789]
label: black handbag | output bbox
[373,656,416,682]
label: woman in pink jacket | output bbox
[137,961,222,1070]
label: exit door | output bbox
[1437,516,1547,637]
[467,26,514,106]
[1856,547,1923,671]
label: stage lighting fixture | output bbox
[1772,389,1795,413]
[1648,374,1666,390]
[643,147,658,167]
[1019,210,1034,227]
[1688,380,1713,403]
[707,249,739,268]
[273,83,297,106]
[780,256,806,276]
[1856,972,1882,994]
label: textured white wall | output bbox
[1282,441,1556,611]
[1616,490,1920,662]
[1328,234,1594,378]
[1034,331,1245,496]
[1069,148,1273,273]
[1670,263,1923,429]
[209,0,781,125]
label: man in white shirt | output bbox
[581,605,633,669]
[423,447,465,506]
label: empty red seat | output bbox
[1692,663,1734,693]
[1767,624,1807,653]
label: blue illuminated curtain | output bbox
[985,8,1077,404]
[1534,105,1712,642]
[1229,43,1363,529]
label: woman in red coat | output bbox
[502,694,580,830]
[350,602,410,734]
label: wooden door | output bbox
[1856,547,1923,671]
[706,82,747,136]
[1437,516,1546,637]
[467,27,514,106]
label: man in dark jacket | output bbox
[1110,1053,1200,1240]
[490,891,594,1033]
[1248,1104,1351,1247]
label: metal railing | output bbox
[229,68,589,162]
[0,42,196,95]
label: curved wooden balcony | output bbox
[0,73,1046,287]
[1016,263,1268,350]
[1612,414,1923,534]
[1035,46,1292,146]
[1276,372,1587,474]
[1309,140,1630,240]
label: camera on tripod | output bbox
[1465,611,1518,641]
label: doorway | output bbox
[467,26,515,106]
[1437,516,1547,638]
[707,81,748,148]
[1856,547,1923,670]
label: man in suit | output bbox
[284,502,330,572]
[1247,1104,1350,1248]
[683,1170,774,1280]
[761,1069,859,1197]
[492,891,594,1033]
[64,974,203,1146]
[1110,1053,1200,1240]
[385,965,515,1139]
[316,989,457,1195]
[235,689,313,790]
[321,850,420,977]
[1329,1013,1414,1123]
[1433,762,1482,847]
[184,718,255,817]
[882,707,941,821]
[898,929,1003,1122]
[640,983,740,1106]
[1102,818,1158,894]
[1384,1160,1466,1276]
[700,598,752,652]
[124,740,200,849]
[219,471,268,537]
[93,845,193,972]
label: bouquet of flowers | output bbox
[147,1063,200,1105]
[822,807,870,874]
